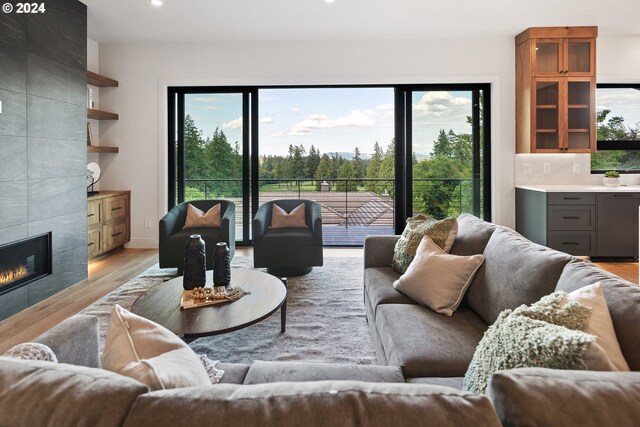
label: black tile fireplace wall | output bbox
[0,0,87,320]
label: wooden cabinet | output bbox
[516,188,639,259]
[516,27,597,153]
[87,191,131,258]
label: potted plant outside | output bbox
[603,171,620,187]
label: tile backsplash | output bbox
[515,153,640,186]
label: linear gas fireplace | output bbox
[0,233,52,296]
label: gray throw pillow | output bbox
[463,293,595,394]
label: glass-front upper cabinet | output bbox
[533,80,561,151]
[566,39,595,76]
[566,78,595,151]
[533,39,563,76]
[532,37,595,77]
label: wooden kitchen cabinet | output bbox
[87,190,131,258]
[516,27,597,154]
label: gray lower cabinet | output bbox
[516,188,640,258]
[596,193,640,257]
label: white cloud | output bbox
[376,103,394,111]
[222,116,243,129]
[288,110,377,136]
[260,117,274,124]
[414,92,471,115]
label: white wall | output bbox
[96,33,639,248]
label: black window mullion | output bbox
[250,88,260,242]
[242,92,251,245]
[167,88,177,210]
[176,92,185,205]
[481,85,492,221]
[472,89,481,216]
[394,87,407,235]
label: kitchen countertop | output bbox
[516,184,640,193]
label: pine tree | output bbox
[352,147,364,187]
[336,162,356,192]
[365,142,383,192]
[314,154,331,191]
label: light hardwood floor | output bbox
[0,247,636,353]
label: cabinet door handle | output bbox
[613,194,633,198]
[111,232,122,238]
[111,207,123,211]
[88,213,95,217]
[562,242,580,245]
[562,197,580,200]
[562,216,580,220]
[88,242,95,247]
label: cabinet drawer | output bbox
[87,200,102,227]
[88,228,102,258]
[547,231,594,256]
[547,192,595,205]
[104,195,129,223]
[103,221,128,250]
[547,206,595,230]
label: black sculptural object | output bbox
[183,234,206,290]
[213,242,231,287]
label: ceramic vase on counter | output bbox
[603,177,620,187]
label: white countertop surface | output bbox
[516,184,640,193]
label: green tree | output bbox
[365,142,383,192]
[285,144,307,179]
[336,161,356,192]
[378,141,395,195]
[306,145,321,180]
[352,147,364,186]
[591,109,640,171]
[314,154,331,191]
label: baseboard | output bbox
[126,238,159,249]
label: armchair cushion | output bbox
[271,203,308,229]
[183,203,221,229]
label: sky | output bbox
[596,88,640,127]
[185,88,474,157]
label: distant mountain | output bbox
[325,152,372,160]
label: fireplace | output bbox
[0,233,52,296]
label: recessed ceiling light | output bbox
[150,0,163,6]
[325,0,335,3]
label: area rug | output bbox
[79,257,377,365]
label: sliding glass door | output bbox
[168,88,253,244]
[168,84,490,246]
[398,85,490,224]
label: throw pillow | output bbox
[101,304,211,391]
[393,236,485,316]
[391,214,458,274]
[3,343,57,363]
[271,203,307,228]
[183,203,222,229]
[566,283,630,371]
[463,293,595,394]
[199,354,225,384]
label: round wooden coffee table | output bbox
[131,268,287,341]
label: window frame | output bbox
[592,83,640,174]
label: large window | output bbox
[168,84,491,246]
[591,84,640,173]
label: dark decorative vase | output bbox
[213,242,231,287]
[183,235,206,290]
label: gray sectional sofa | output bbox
[1,213,640,426]
[364,213,640,385]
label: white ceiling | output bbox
[82,0,640,43]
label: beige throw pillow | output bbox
[566,283,630,371]
[393,236,485,316]
[183,203,222,229]
[101,305,210,391]
[391,214,458,274]
[271,203,307,228]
